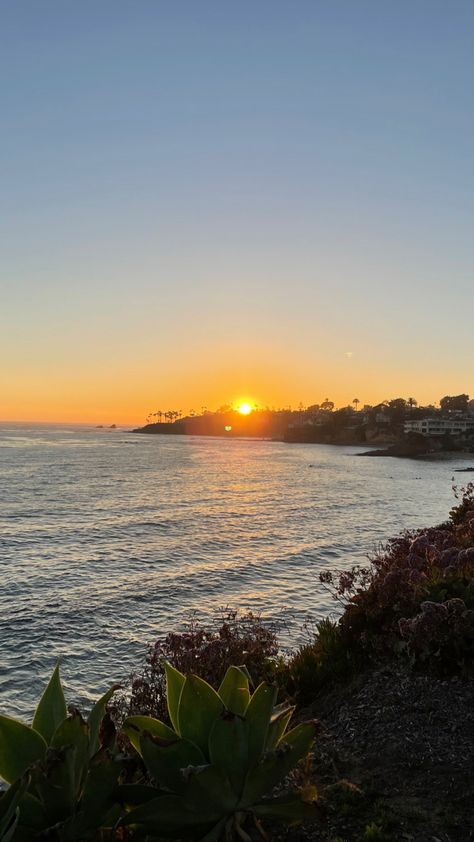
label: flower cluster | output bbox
[119,610,279,724]
[319,485,474,671]
[399,598,474,670]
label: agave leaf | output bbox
[164,662,185,734]
[13,792,47,831]
[61,749,121,839]
[31,665,67,746]
[0,814,17,842]
[208,712,248,796]
[244,683,277,768]
[253,792,319,823]
[266,705,295,751]
[87,685,119,758]
[217,666,250,716]
[177,675,223,757]
[51,709,89,794]
[80,748,120,818]
[199,816,228,842]
[183,764,237,816]
[117,784,160,808]
[241,721,316,808]
[123,715,176,756]
[0,774,30,840]
[0,716,47,784]
[120,793,217,836]
[140,731,205,793]
[33,745,77,823]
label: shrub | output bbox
[399,598,474,672]
[318,485,474,674]
[117,610,280,724]
[285,619,355,703]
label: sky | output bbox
[1,1,473,423]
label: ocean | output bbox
[0,423,467,718]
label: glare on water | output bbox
[0,423,461,717]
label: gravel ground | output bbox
[275,665,474,842]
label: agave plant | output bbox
[121,663,317,840]
[0,776,30,842]
[0,665,121,840]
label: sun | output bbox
[237,402,253,415]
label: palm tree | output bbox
[407,397,418,410]
[353,398,360,411]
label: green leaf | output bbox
[0,775,30,840]
[208,713,248,796]
[13,792,47,831]
[164,662,185,734]
[117,784,159,809]
[200,817,228,842]
[266,704,295,751]
[0,716,47,784]
[51,709,89,795]
[244,683,277,768]
[120,794,217,837]
[140,731,205,793]
[217,666,250,716]
[253,792,319,824]
[33,745,77,823]
[123,715,176,756]
[241,721,316,807]
[177,675,223,757]
[71,749,121,835]
[87,685,119,758]
[183,763,237,815]
[32,665,67,745]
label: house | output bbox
[404,417,474,437]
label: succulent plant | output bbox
[121,663,317,840]
[0,665,121,840]
[0,775,30,842]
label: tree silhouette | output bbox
[353,398,360,411]
[321,398,335,411]
[440,394,469,413]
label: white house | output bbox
[404,417,474,437]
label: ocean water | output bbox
[0,423,468,718]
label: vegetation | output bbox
[118,610,281,723]
[121,664,317,840]
[0,667,120,841]
[0,662,316,841]
[316,482,474,679]
[137,392,474,451]
[2,487,473,840]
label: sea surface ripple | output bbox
[0,423,464,717]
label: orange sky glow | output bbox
[3,342,471,425]
[2,5,473,427]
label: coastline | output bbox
[132,425,474,463]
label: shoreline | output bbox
[132,426,474,462]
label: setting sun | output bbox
[237,402,253,415]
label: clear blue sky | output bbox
[2,1,473,421]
